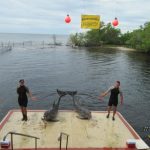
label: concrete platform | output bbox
[0,110,149,150]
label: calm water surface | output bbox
[0,33,150,145]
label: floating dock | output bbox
[0,110,149,150]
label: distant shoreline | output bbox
[85,45,149,53]
[105,45,149,53]
[104,45,136,52]
[82,45,137,52]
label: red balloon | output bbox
[65,14,71,23]
[112,18,119,26]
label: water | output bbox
[0,33,67,44]
[0,33,150,145]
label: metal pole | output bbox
[11,133,13,150]
[59,133,62,150]
[60,134,62,150]
[66,136,69,150]
[3,132,39,150]
[35,138,37,150]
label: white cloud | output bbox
[0,0,149,34]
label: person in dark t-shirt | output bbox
[99,81,123,121]
[17,79,35,121]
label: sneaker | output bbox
[106,114,109,118]
[112,117,115,121]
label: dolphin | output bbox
[42,94,64,122]
[57,89,77,97]
[57,89,91,120]
[73,97,92,120]
[42,89,91,121]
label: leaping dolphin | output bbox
[42,91,65,121]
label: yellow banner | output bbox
[81,15,100,29]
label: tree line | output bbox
[69,21,150,53]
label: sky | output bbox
[0,0,150,34]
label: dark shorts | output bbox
[108,99,118,107]
[18,99,28,107]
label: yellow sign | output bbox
[81,15,100,29]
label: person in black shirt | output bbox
[99,81,123,121]
[17,79,35,121]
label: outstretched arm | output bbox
[120,91,124,104]
[99,86,114,100]
[26,87,37,100]
[28,91,37,100]
[100,91,109,98]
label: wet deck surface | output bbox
[0,110,148,149]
